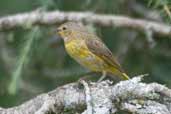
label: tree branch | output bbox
[0,77,171,114]
[0,10,171,36]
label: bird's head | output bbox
[57,22,88,41]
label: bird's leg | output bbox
[97,71,106,82]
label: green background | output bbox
[0,0,170,107]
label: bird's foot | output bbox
[97,71,107,82]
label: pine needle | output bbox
[8,27,39,95]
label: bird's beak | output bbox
[57,28,61,33]
[56,28,62,36]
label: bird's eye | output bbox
[62,27,67,30]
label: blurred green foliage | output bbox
[0,0,170,108]
[147,0,171,22]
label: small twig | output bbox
[163,5,171,20]
[81,80,93,114]
[133,73,149,79]
[145,26,156,48]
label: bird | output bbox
[57,22,129,81]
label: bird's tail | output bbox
[121,73,130,80]
[109,67,130,80]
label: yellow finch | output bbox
[57,22,129,80]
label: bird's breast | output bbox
[65,40,95,62]
[65,39,107,71]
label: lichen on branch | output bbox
[0,77,170,114]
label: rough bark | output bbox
[0,10,171,36]
[0,77,171,114]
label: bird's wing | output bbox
[85,37,124,72]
